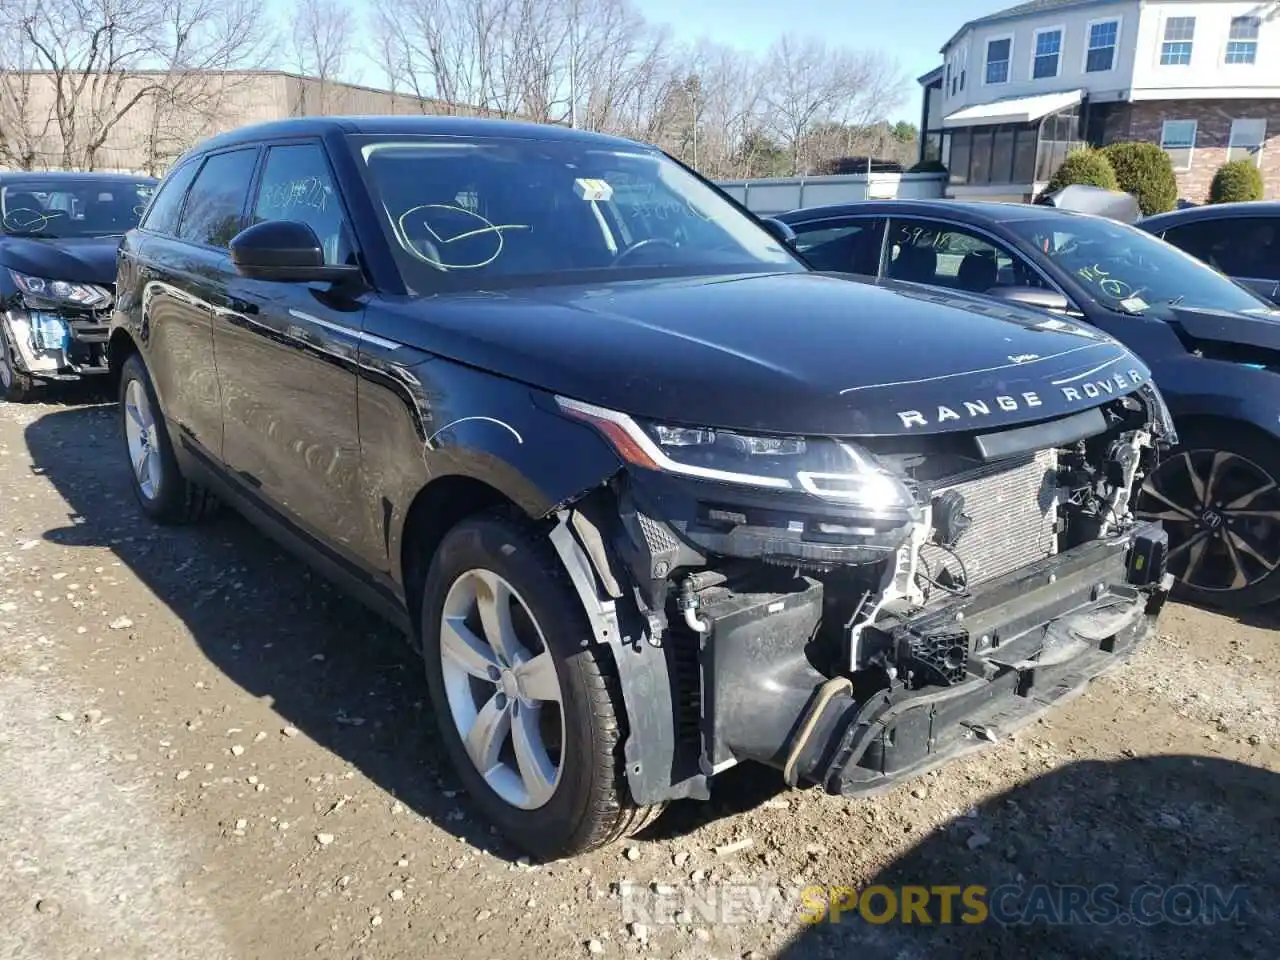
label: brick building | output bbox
[918,0,1280,203]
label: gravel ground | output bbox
[1,393,1277,960]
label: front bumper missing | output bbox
[699,521,1171,797]
[2,309,110,380]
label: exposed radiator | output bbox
[928,448,1059,586]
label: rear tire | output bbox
[420,512,662,860]
[118,353,218,524]
[1138,422,1280,611]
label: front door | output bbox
[787,216,886,276]
[213,140,373,564]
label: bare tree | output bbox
[0,0,266,171]
[287,0,358,114]
[141,0,270,173]
[0,21,54,169]
[763,35,905,175]
[367,0,907,180]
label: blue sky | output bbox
[634,0,997,123]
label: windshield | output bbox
[0,178,155,238]
[1005,214,1271,315]
[350,135,801,289]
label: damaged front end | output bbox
[549,384,1176,804]
[2,275,114,384]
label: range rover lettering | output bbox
[109,118,1174,860]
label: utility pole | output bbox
[568,0,579,128]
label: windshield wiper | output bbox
[1166,295,1186,306]
[2,231,61,239]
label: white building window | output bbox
[1085,19,1119,72]
[1228,119,1266,166]
[1160,120,1197,171]
[1160,16,1195,66]
[1032,28,1063,79]
[986,37,1012,84]
[1226,16,1260,65]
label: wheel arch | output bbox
[1166,414,1280,451]
[398,473,520,646]
[107,327,140,388]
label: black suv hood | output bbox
[378,272,1151,437]
[0,235,120,286]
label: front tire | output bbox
[0,328,36,402]
[1138,422,1280,610]
[118,353,218,524]
[420,512,661,860]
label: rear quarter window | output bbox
[141,160,200,236]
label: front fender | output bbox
[357,350,625,587]
[1153,355,1280,441]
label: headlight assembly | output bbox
[556,396,914,511]
[10,270,111,310]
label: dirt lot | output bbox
[1,393,1278,960]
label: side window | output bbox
[140,160,199,236]
[177,149,259,249]
[1165,218,1280,281]
[885,219,1041,293]
[791,218,885,276]
[251,143,354,266]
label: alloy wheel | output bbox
[1137,448,1280,593]
[439,568,565,810]
[123,378,162,501]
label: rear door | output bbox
[122,149,258,460]
[212,139,376,565]
[1160,216,1280,305]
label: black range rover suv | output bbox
[110,117,1175,859]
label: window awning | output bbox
[942,89,1084,128]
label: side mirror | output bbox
[760,217,797,248]
[229,220,361,283]
[985,285,1078,315]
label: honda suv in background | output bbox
[109,117,1173,859]
[1,171,156,401]
[779,199,1280,611]
[1139,201,1280,306]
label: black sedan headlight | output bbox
[10,270,112,310]
[556,396,914,512]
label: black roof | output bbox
[778,198,1090,225]
[0,170,157,184]
[1140,201,1280,231]
[189,115,641,157]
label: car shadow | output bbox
[775,755,1279,959]
[1222,602,1280,632]
[23,404,542,860]
[24,402,779,859]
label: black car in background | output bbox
[0,171,157,401]
[1139,201,1280,306]
[108,117,1174,859]
[778,199,1280,611]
